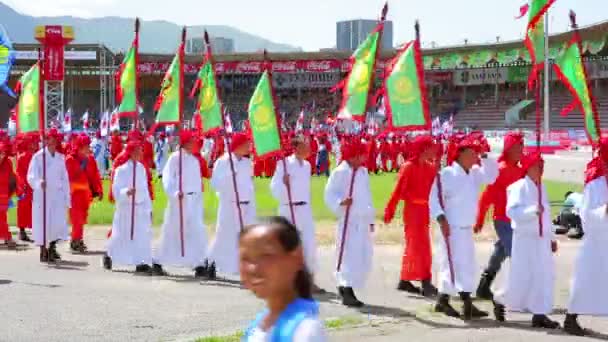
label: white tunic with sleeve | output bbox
[106,160,153,266]
[429,158,498,295]
[27,148,71,247]
[567,176,608,315]
[324,161,375,289]
[499,176,555,315]
[207,153,257,275]
[154,150,208,268]
[270,155,318,273]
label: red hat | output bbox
[74,135,91,150]
[159,132,167,139]
[230,133,250,152]
[341,140,368,161]
[127,130,144,142]
[95,131,102,139]
[124,140,142,156]
[447,134,481,165]
[179,130,196,146]
[520,152,544,174]
[499,132,524,162]
[408,135,435,161]
[46,128,63,141]
[0,141,12,155]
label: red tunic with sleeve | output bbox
[475,160,524,228]
[110,135,123,161]
[0,158,16,240]
[16,151,34,229]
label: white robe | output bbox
[154,151,207,268]
[92,138,107,177]
[155,139,169,174]
[106,160,153,266]
[499,176,554,315]
[27,148,71,247]
[429,159,498,295]
[208,153,257,275]
[270,155,318,273]
[324,161,375,289]
[568,176,608,316]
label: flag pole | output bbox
[39,47,49,259]
[178,27,186,257]
[204,31,245,231]
[130,18,140,241]
[543,12,550,140]
[263,50,297,225]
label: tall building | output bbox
[336,19,393,51]
[186,37,235,54]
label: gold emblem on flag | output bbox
[352,64,370,93]
[199,87,215,112]
[393,77,416,105]
[255,105,274,132]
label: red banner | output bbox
[35,25,74,81]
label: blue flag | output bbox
[0,25,16,98]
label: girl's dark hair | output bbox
[241,216,313,299]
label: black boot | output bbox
[461,292,488,320]
[564,314,585,336]
[102,254,112,270]
[476,271,496,300]
[19,229,33,242]
[532,314,560,329]
[434,294,460,318]
[341,287,364,307]
[194,265,208,278]
[492,300,506,322]
[207,262,217,280]
[40,246,49,262]
[421,280,438,298]
[397,280,421,294]
[48,241,61,261]
[135,264,151,274]
[152,264,166,276]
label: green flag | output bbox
[337,25,382,121]
[528,0,555,25]
[553,38,601,142]
[248,71,282,157]
[154,50,183,125]
[15,63,41,133]
[194,60,223,133]
[116,41,138,117]
[522,0,555,86]
[384,41,430,131]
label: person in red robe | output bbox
[16,134,36,242]
[474,132,524,300]
[264,155,278,178]
[366,137,379,174]
[210,135,225,167]
[0,140,17,248]
[66,135,102,253]
[379,136,391,173]
[308,134,319,175]
[110,131,123,162]
[384,135,439,297]
[143,135,155,170]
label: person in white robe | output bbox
[104,142,154,274]
[153,130,208,277]
[27,129,71,262]
[492,153,560,329]
[155,133,169,179]
[564,144,608,336]
[271,134,323,292]
[207,133,257,278]
[429,135,498,320]
[91,134,107,178]
[324,140,375,307]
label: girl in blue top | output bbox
[240,216,327,342]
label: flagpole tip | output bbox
[569,10,577,28]
[381,2,389,21]
[182,27,187,43]
[135,18,140,33]
[414,20,420,41]
[204,30,210,45]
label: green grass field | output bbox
[7,172,581,228]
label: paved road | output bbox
[1,229,606,342]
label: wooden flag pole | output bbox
[336,167,357,272]
[204,31,245,231]
[39,47,48,259]
[178,27,187,257]
[129,18,140,241]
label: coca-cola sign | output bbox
[304,60,334,72]
[236,62,262,73]
[272,61,297,72]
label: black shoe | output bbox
[152,264,166,276]
[49,242,61,261]
[532,315,560,329]
[564,314,586,336]
[40,246,49,262]
[567,227,584,240]
[493,301,506,322]
[341,287,364,307]
[397,280,421,294]
[207,262,217,280]
[135,264,152,274]
[194,265,208,278]
[476,271,496,300]
[421,280,438,298]
[461,293,488,320]
[102,254,112,270]
[19,229,33,242]
[70,240,87,253]
[434,294,460,318]
[338,286,345,297]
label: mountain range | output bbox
[0,1,302,53]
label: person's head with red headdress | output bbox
[128,130,144,143]
[45,128,63,153]
[521,152,544,183]
[95,131,102,139]
[179,130,197,153]
[499,132,524,164]
[447,134,483,170]
[584,138,608,185]
[125,140,143,162]
[230,132,252,157]
[73,134,91,157]
[408,135,436,163]
[341,139,368,168]
[291,134,311,160]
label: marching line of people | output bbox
[1,127,607,337]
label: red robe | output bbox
[66,154,94,241]
[0,158,16,241]
[475,160,524,229]
[110,135,123,161]
[16,151,33,230]
[308,138,319,175]
[367,141,378,173]
[143,140,155,170]
[385,159,437,281]
[380,141,391,172]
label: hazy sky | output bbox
[3,0,606,50]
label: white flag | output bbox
[109,108,120,132]
[63,108,72,132]
[296,109,305,132]
[82,110,90,130]
[100,110,110,137]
